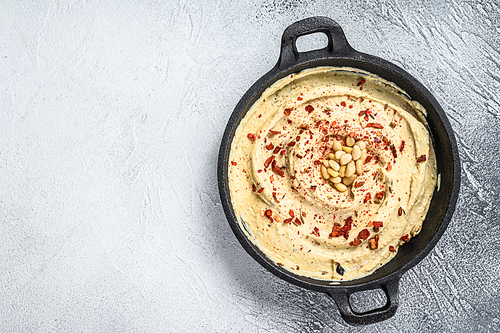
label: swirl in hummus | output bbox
[228,67,437,281]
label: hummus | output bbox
[228,67,437,281]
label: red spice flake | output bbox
[390,144,397,159]
[284,108,293,116]
[311,227,320,237]
[401,234,410,243]
[305,105,314,113]
[283,217,293,224]
[313,160,322,165]
[350,238,362,247]
[247,133,256,140]
[270,130,281,135]
[287,141,296,147]
[280,149,286,155]
[329,217,352,239]
[272,192,279,203]
[273,146,281,154]
[386,162,392,171]
[276,262,283,266]
[302,211,306,217]
[382,137,389,146]
[293,217,302,226]
[354,181,365,188]
[231,161,237,166]
[296,154,303,159]
[366,122,384,129]
[398,207,403,216]
[252,184,256,192]
[417,155,427,163]
[297,96,303,101]
[289,210,295,218]
[373,221,383,229]
[287,119,292,124]
[357,228,370,240]
[357,79,366,86]
[310,185,317,191]
[257,169,262,173]
[300,123,310,129]
[399,141,405,152]
[389,246,397,252]
[340,101,346,107]
[358,109,368,116]
[363,192,372,204]
[375,191,385,200]
[271,160,285,177]
[364,155,372,164]
[257,188,264,193]
[265,143,274,151]
[329,229,340,238]
[368,234,379,250]
[264,155,275,168]
[364,115,369,121]
[264,209,273,218]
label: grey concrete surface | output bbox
[1,0,499,332]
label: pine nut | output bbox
[329,153,336,160]
[334,183,347,192]
[322,160,330,167]
[331,176,341,183]
[346,136,355,147]
[339,165,346,177]
[327,168,339,177]
[360,149,366,162]
[356,159,364,175]
[342,146,353,153]
[343,175,356,186]
[340,153,352,165]
[329,160,340,171]
[333,141,342,151]
[355,140,366,149]
[345,161,356,178]
[335,150,345,160]
[351,145,361,160]
[321,165,330,179]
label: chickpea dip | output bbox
[228,67,437,281]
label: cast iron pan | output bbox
[218,17,460,326]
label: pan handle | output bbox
[277,17,355,70]
[327,274,401,326]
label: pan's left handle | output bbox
[327,274,401,326]
[277,16,355,70]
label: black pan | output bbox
[218,17,460,326]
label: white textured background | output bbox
[1,0,499,332]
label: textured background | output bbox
[1,0,499,332]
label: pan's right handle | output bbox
[277,17,355,70]
[327,275,401,326]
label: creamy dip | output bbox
[228,67,437,281]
